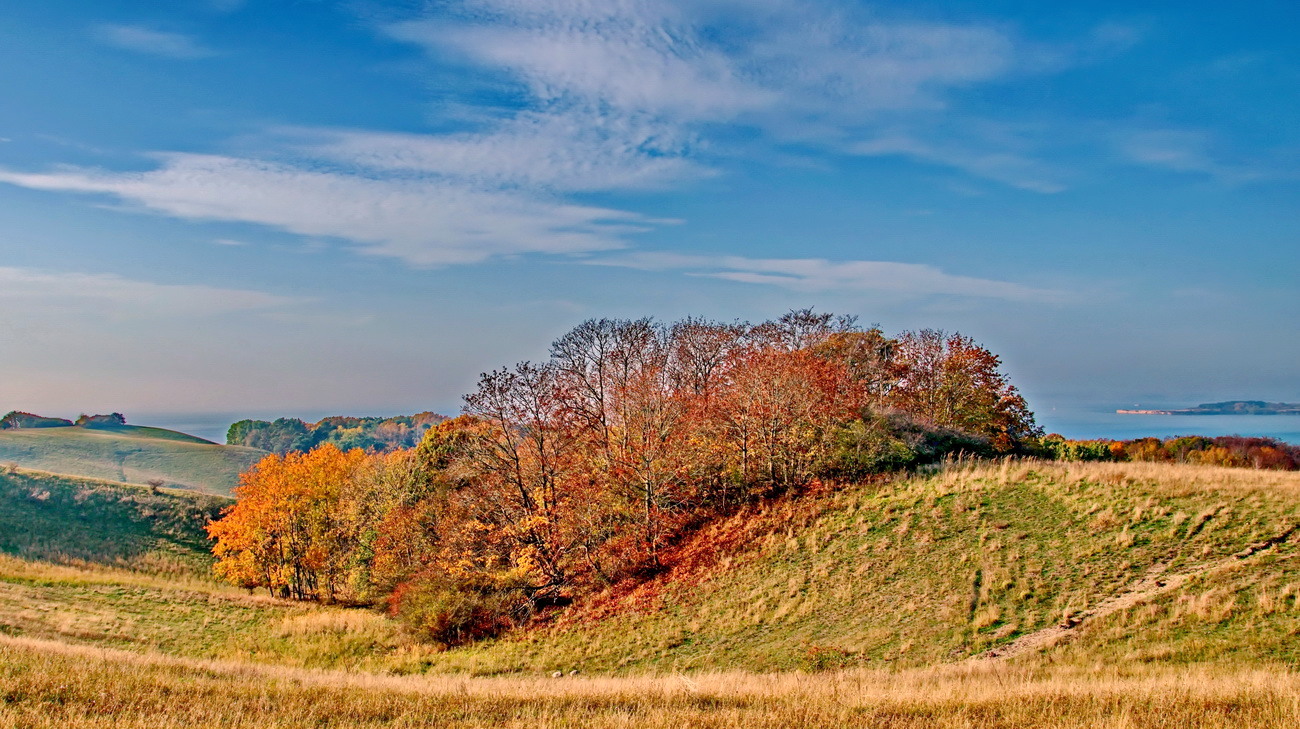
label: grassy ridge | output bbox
[0,467,226,574]
[431,461,1300,675]
[0,426,266,495]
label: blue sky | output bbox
[0,0,1296,432]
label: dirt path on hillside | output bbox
[975,523,1300,661]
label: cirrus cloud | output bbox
[591,252,1063,302]
[0,155,657,266]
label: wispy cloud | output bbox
[0,155,654,266]
[0,266,300,315]
[389,5,773,123]
[390,1,1020,128]
[92,24,216,60]
[593,252,1063,301]
[1117,128,1280,184]
[852,133,1065,193]
[380,1,1103,194]
[288,110,709,193]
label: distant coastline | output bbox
[1117,400,1300,416]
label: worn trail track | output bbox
[976,523,1300,661]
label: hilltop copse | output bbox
[206,310,1044,642]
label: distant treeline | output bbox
[1,411,126,429]
[1041,434,1299,470]
[225,413,447,454]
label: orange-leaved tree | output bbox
[207,443,370,601]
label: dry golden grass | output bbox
[0,553,236,594]
[936,458,1300,496]
[3,634,1299,728]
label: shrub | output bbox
[823,417,917,478]
[822,413,997,479]
[388,571,533,647]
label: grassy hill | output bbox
[0,467,226,574]
[422,460,1300,674]
[1,460,1299,727]
[0,425,266,496]
[1,460,1297,673]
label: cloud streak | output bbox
[0,155,654,266]
[593,252,1062,301]
[0,266,301,316]
[1116,128,1287,184]
[292,111,708,193]
[92,24,216,59]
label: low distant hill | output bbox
[0,466,225,572]
[1118,400,1300,415]
[0,417,266,496]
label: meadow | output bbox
[3,635,1299,728]
[2,460,1299,725]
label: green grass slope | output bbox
[437,460,1300,675]
[0,426,266,496]
[0,467,226,574]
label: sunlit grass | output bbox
[4,634,1300,728]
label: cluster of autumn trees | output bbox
[0,411,126,429]
[209,310,1041,644]
[226,413,446,454]
[1041,434,1299,470]
[0,411,75,429]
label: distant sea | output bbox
[139,408,1300,447]
[1037,408,1300,445]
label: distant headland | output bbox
[1117,401,1300,416]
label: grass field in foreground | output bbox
[3,635,1298,728]
[0,425,266,495]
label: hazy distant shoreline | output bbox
[1116,401,1300,416]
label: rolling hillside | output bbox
[413,460,1300,674]
[0,425,266,496]
[0,460,1296,676]
[0,467,225,573]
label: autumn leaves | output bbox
[208,310,1040,644]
